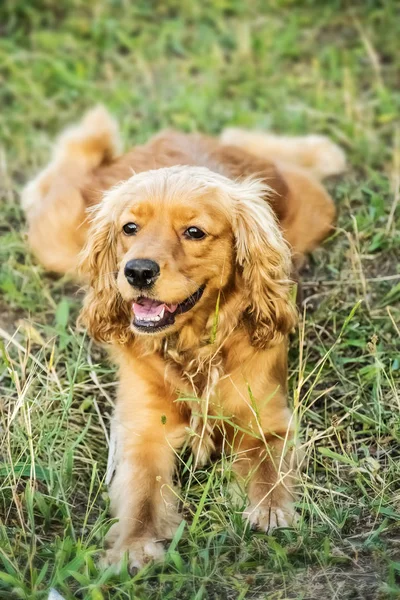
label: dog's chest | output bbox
[165,348,225,466]
[164,345,224,400]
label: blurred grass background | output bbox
[0,1,399,599]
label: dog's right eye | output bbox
[123,222,138,235]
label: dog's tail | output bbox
[220,128,346,181]
[22,105,120,215]
[22,106,120,273]
[53,105,120,173]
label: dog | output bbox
[22,107,345,569]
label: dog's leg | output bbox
[220,127,346,180]
[21,106,120,274]
[234,432,298,531]
[103,360,188,572]
[218,127,342,261]
[220,369,298,531]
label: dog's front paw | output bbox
[101,537,165,572]
[243,502,297,532]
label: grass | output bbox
[0,1,399,598]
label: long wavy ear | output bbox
[231,178,297,348]
[78,202,132,344]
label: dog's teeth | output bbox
[159,308,165,319]
[136,314,162,324]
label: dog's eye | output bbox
[123,222,138,235]
[184,226,206,240]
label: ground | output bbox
[0,1,399,599]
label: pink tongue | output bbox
[133,298,178,318]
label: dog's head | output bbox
[79,166,296,347]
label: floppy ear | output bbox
[78,202,132,345]
[231,178,297,348]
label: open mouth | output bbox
[131,285,205,333]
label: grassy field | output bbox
[1,1,400,599]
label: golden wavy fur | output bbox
[22,107,345,570]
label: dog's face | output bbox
[115,186,234,335]
[79,166,296,347]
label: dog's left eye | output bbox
[123,222,138,235]
[184,227,206,240]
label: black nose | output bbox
[124,259,160,288]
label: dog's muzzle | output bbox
[131,285,205,333]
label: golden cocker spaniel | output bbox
[22,107,345,569]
